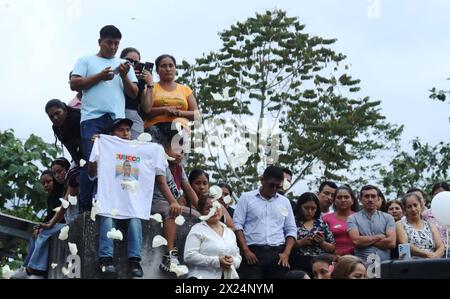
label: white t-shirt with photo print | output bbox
[89,134,166,220]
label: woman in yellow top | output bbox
[142,54,199,142]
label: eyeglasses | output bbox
[125,58,138,65]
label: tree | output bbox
[379,84,450,202]
[0,129,58,220]
[379,139,450,202]
[178,9,402,195]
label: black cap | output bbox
[109,118,133,133]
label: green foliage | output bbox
[179,9,402,195]
[0,129,58,220]
[379,139,450,202]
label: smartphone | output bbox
[144,62,154,72]
[135,62,145,73]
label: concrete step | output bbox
[48,212,198,279]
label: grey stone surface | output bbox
[48,212,198,279]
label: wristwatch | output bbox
[146,83,154,89]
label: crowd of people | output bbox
[12,25,450,279]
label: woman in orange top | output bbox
[142,54,199,142]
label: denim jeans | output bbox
[79,114,114,211]
[25,223,66,271]
[98,216,142,260]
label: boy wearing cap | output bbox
[89,118,145,278]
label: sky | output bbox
[1,0,449,154]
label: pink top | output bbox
[323,212,355,255]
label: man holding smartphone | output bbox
[70,25,139,212]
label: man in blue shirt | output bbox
[233,165,297,279]
[70,25,138,212]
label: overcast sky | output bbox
[1,0,449,151]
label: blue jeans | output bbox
[25,223,66,271]
[79,114,114,211]
[98,216,142,260]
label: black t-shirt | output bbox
[125,80,146,110]
[52,107,82,163]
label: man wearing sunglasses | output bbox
[233,165,297,279]
[70,25,139,212]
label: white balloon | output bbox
[431,191,450,226]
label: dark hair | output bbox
[155,54,176,68]
[120,47,141,60]
[333,185,359,212]
[188,169,209,184]
[401,193,422,211]
[41,169,54,178]
[296,192,321,221]
[319,181,338,192]
[45,99,67,114]
[263,165,284,181]
[284,270,309,279]
[281,167,292,177]
[51,157,70,171]
[359,185,383,199]
[378,190,387,212]
[431,182,450,195]
[218,183,233,196]
[312,253,334,266]
[100,25,122,40]
[386,199,404,212]
[197,194,212,215]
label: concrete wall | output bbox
[48,212,197,279]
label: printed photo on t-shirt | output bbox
[115,154,140,191]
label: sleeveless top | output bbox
[401,218,435,252]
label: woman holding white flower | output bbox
[184,196,241,279]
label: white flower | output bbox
[1,265,13,279]
[209,185,223,201]
[59,198,70,209]
[68,242,78,255]
[229,144,251,168]
[165,153,176,161]
[51,263,58,269]
[120,180,139,193]
[169,264,189,277]
[62,267,70,276]
[152,235,168,248]
[175,215,186,226]
[111,209,119,217]
[58,226,69,241]
[278,205,289,217]
[53,206,61,213]
[137,132,152,143]
[149,213,163,223]
[199,201,222,221]
[223,195,233,205]
[7,257,14,262]
[79,159,86,167]
[283,179,291,191]
[107,228,123,241]
[90,200,101,222]
[68,195,77,206]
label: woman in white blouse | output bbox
[184,196,241,279]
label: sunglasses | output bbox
[125,58,138,65]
